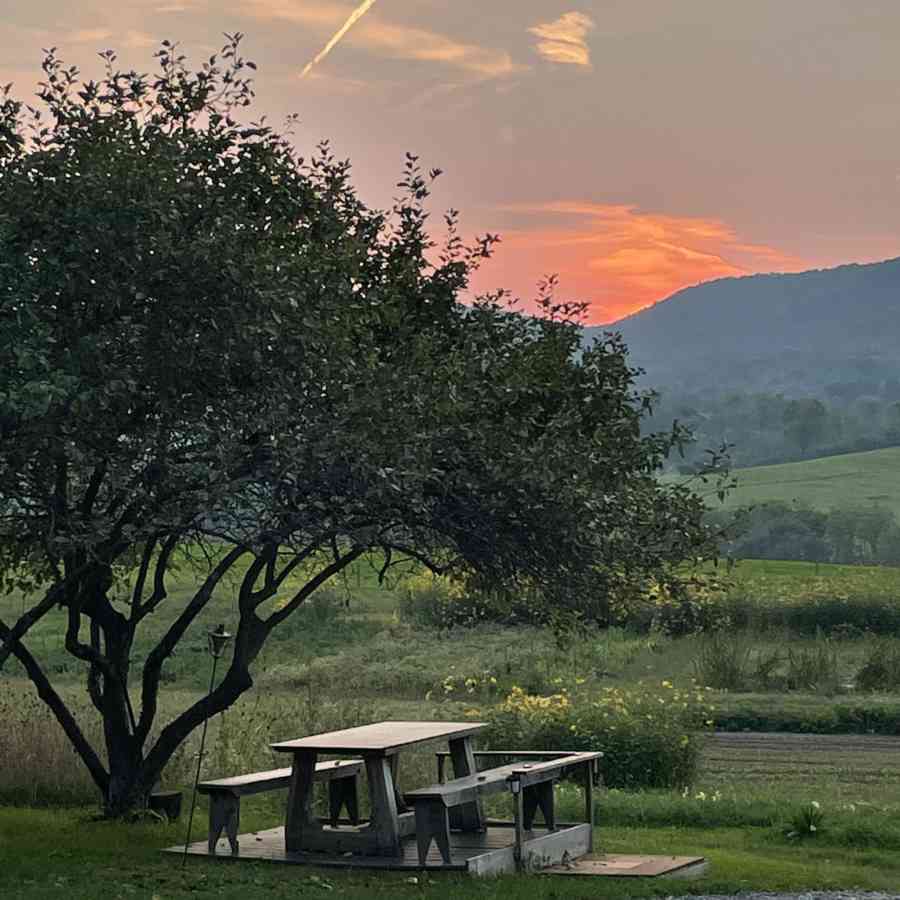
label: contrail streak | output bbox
[300,0,379,78]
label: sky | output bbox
[2,0,899,323]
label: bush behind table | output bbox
[476,680,713,790]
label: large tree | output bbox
[0,37,718,816]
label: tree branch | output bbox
[0,568,91,670]
[65,599,117,680]
[141,658,254,786]
[135,544,247,743]
[263,546,365,631]
[0,618,109,795]
[79,459,108,519]
[129,536,158,623]
[133,533,179,622]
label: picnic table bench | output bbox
[272,721,487,857]
[186,721,603,875]
[199,758,363,855]
[407,750,602,866]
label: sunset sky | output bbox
[3,1,900,322]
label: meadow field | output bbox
[4,557,900,896]
[721,446,900,518]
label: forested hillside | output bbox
[585,257,900,468]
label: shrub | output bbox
[712,697,900,734]
[786,800,825,840]
[692,633,752,689]
[856,640,900,691]
[398,573,548,629]
[609,575,736,636]
[478,681,712,790]
[784,639,841,694]
[778,596,900,637]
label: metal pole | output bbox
[182,653,219,866]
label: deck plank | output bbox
[170,823,562,872]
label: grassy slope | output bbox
[722,446,900,516]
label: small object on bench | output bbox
[407,751,602,866]
[198,758,362,855]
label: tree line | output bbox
[648,388,900,471]
[708,502,900,566]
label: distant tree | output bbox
[783,399,829,454]
[0,39,719,816]
[715,502,830,563]
[884,402,900,444]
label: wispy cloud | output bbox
[245,0,520,80]
[529,11,594,68]
[64,28,114,44]
[480,202,809,321]
[300,0,378,79]
[358,19,520,78]
[123,30,158,49]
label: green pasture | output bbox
[723,556,900,598]
[723,446,900,517]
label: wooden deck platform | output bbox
[170,822,587,875]
[544,854,707,878]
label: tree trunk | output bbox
[103,727,149,817]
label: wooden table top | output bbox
[271,720,486,755]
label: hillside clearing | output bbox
[720,447,900,517]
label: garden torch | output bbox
[182,623,233,866]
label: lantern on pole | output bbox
[182,624,233,865]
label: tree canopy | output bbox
[0,36,719,815]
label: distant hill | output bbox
[584,257,900,396]
[713,446,900,520]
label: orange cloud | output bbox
[358,20,521,78]
[529,12,594,68]
[473,203,810,323]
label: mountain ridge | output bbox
[583,255,900,396]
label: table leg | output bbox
[285,750,318,852]
[389,753,407,812]
[448,736,485,832]
[365,755,401,856]
[584,760,594,849]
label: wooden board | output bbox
[199,760,362,796]
[544,854,707,878]
[408,752,599,806]
[272,721,485,755]
[520,824,592,872]
[172,823,557,874]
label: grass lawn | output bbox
[4,806,900,899]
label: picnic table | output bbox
[271,720,486,857]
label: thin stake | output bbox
[182,653,219,866]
